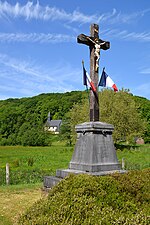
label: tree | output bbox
[100,89,146,143]
[68,89,146,144]
[0,91,83,146]
[134,96,150,143]
[59,117,72,146]
[0,90,148,146]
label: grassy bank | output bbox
[19,170,150,225]
[0,183,42,225]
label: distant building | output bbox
[44,112,62,134]
[135,137,144,145]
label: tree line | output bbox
[0,90,149,146]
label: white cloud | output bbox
[0,53,54,81]
[0,1,97,23]
[0,53,81,99]
[108,8,150,25]
[133,82,150,99]
[0,1,149,25]
[0,1,117,24]
[102,29,150,42]
[0,32,75,43]
[63,24,78,33]
[140,68,150,74]
[0,29,150,44]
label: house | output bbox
[135,137,144,145]
[44,112,62,134]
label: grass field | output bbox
[117,144,150,170]
[0,183,42,225]
[0,144,73,185]
[0,144,149,224]
[0,144,73,171]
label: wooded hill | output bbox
[0,90,149,146]
[0,91,83,146]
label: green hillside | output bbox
[0,90,150,146]
[0,91,83,146]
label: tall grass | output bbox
[0,144,149,185]
[0,145,73,185]
[117,144,150,170]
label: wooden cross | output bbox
[77,24,110,121]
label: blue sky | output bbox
[0,0,150,100]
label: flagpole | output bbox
[82,60,90,105]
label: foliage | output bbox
[67,89,147,143]
[0,90,149,145]
[134,96,150,143]
[0,91,82,146]
[100,90,146,143]
[59,120,72,146]
[18,169,150,225]
[18,127,51,146]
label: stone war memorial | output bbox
[44,24,125,189]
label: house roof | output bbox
[45,120,62,128]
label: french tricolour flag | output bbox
[83,63,96,92]
[98,68,118,92]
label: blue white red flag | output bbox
[83,63,96,92]
[99,68,118,92]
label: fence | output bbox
[0,159,146,186]
[0,165,54,185]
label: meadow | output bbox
[0,143,149,224]
[0,144,149,185]
[0,144,73,185]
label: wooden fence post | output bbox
[122,158,125,170]
[6,163,10,185]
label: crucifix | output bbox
[77,24,110,121]
[43,24,123,189]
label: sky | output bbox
[0,0,150,100]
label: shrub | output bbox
[18,169,150,225]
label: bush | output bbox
[18,169,150,225]
[19,129,51,146]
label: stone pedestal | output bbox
[44,122,125,188]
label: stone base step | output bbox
[56,169,126,179]
[43,169,126,189]
[43,176,62,189]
